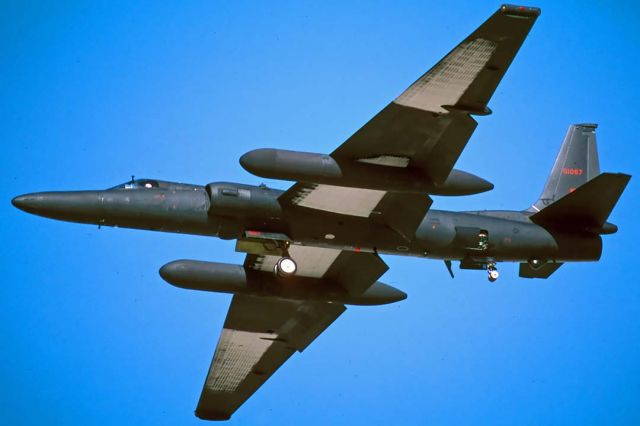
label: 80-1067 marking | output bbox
[562,168,583,175]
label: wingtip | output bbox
[195,407,232,421]
[500,4,541,17]
[574,123,598,130]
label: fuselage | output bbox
[11,180,602,265]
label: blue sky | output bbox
[2,1,639,424]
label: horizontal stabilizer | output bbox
[519,262,563,279]
[530,172,631,230]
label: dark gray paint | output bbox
[531,124,601,211]
[160,259,406,306]
[240,149,493,195]
[9,169,618,266]
[9,4,632,422]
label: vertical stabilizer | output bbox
[530,124,600,212]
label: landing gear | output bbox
[487,262,499,282]
[478,230,489,251]
[274,257,297,277]
[236,231,298,277]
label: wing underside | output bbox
[195,5,541,420]
[332,5,540,184]
[195,294,345,420]
[196,246,388,420]
[279,183,432,241]
[277,6,538,233]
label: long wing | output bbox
[195,246,388,420]
[195,295,345,421]
[278,6,538,235]
[332,5,540,184]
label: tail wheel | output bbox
[487,261,499,282]
[274,257,297,277]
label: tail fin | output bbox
[530,124,600,212]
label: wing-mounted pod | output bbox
[240,148,493,196]
[159,259,406,306]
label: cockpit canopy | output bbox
[110,179,161,190]
[109,179,200,191]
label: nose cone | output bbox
[159,260,185,285]
[12,193,56,215]
[239,148,277,176]
[11,191,103,222]
[11,194,32,211]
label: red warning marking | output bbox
[355,247,361,253]
[569,187,576,193]
[247,230,261,236]
[562,168,583,176]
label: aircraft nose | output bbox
[239,148,277,176]
[11,191,104,222]
[12,193,41,213]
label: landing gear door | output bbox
[455,226,489,251]
[235,230,292,256]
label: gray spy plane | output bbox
[11,4,631,421]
